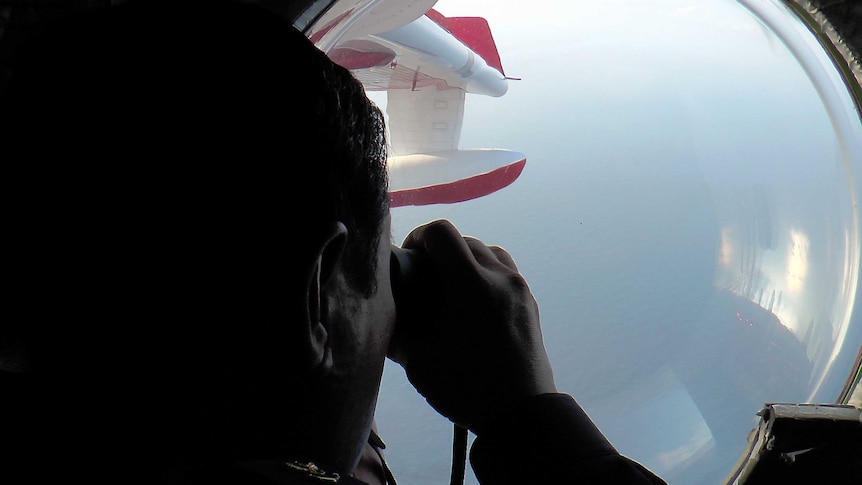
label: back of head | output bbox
[1,0,388,479]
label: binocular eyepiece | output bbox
[390,245,438,327]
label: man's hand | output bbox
[388,219,557,435]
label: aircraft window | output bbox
[289,0,339,33]
[332,0,862,483]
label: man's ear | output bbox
[304,221,348,375]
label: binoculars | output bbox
[390,245,438,327]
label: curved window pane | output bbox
[366,1,862,483]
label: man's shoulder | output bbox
[230,462,370,485]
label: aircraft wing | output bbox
[307,0,526,207]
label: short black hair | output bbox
[4,0,389,291]
[2,0,389,339]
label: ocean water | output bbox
[378,123,857,483]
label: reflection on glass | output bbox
[363,0,862,484]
